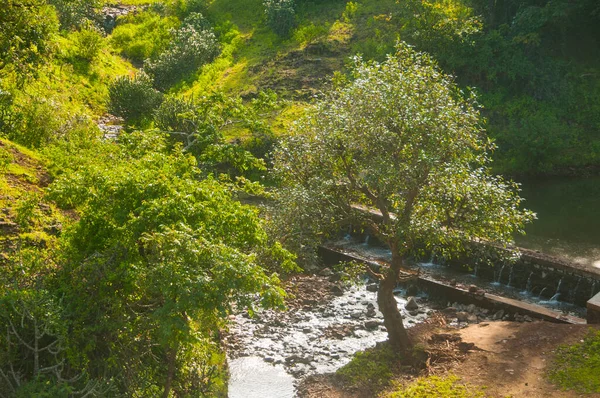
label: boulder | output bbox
[364,320,381,330]
[456,312,469,322]
[366,283,379,292]
[405,297,419,311]
[330,284,344,296]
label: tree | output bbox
[0,0,59,82]
[273,43,534,351]
[48,132,296,395]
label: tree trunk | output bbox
[163,348,177,398]
[377,251,411,351]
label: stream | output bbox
[225,277,432,397]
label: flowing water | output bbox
[226,280,432,397]
[333,237,587,318]
[226,176,599,396]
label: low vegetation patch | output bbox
[548,329,600,393]
[336,344,402,393]
[386,375,486,398]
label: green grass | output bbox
[386,375,487,398]
[548,329,600,393]
[336,344,401,393]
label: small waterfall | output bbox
[495,264,506,284]
[507,266,514,287]
[592,281,598,297]
[523,272,534,294]
[473,265,478,277]
[549,278,563,302]
[571,278,581,302]
[538,287,549,299]
[363,234,370,245]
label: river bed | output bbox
[225,276,432,397]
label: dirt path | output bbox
[455,321,600,398]
[299,320,600,397]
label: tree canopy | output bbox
[273,43,534,350]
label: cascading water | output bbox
[522,272,534,294]
[571,278,581,302]
[538,287,549,299]
[549,278,563,302]
[495,264,506,284]
[507,266,514,287]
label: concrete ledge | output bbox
[588,292,600,324]
[320,245,587,325]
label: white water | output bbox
[228,356,295,398]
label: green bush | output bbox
[110,11,179,63]
[10,96,64,148]
[73,24,103,62]
[0,146,12,172]
[108,72,164,123]
[144,12,220,90]
[48,0,101,30]
[264,0,296,36]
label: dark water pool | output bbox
[516,176,600,270]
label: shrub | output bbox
[108,72,164,123]
[0,146,12,172]
[110,11,179,63]
[73,24,103,61]
[48,0,101,30]
[264,0,296,36]
[144,12,219,91]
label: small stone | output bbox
[330,284,344,296]
[524,315,533,322]
[468,285,478,293]
[319,268,333,277]
[364,320,380,330]
[405,297,419,311]
[493,310,504,320]
[467,314,478,323]
[366,283,378,292]
[264,357,274,363]
[302,327,312,333]
[456,312,469,322]
[467,304,476,313]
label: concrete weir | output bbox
[589,292,600,324]
[319,245,590,325]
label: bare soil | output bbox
[299,320,600,397]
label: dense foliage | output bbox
[0,0,598,394]
[111,10,179,63]
[264,0,296,36]
[0,0,59,81]
[273,44,534,349]
[0,131,295,396]
[145,12,220,91]
[109,72,164,124]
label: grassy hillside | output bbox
[152,0,599,176]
